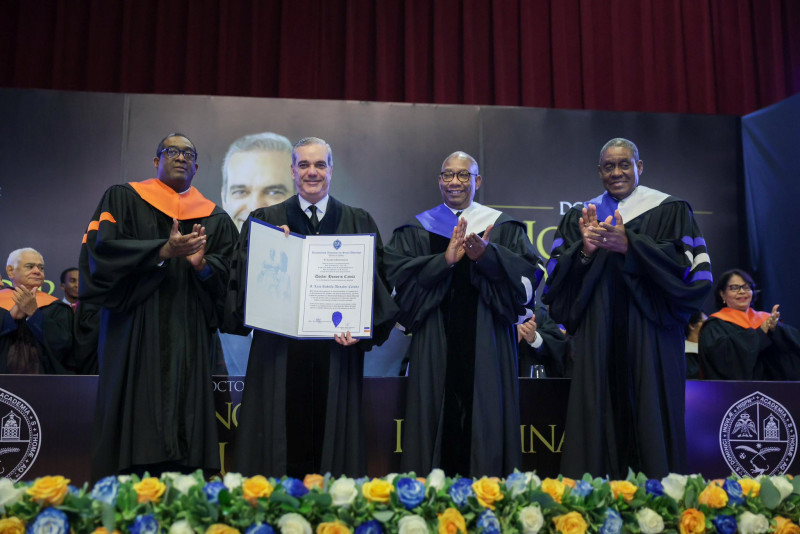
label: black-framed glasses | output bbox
[159,146,197,162]
[727,283,753,293]
[439,170,476,183]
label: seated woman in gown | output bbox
[699,269,800,380]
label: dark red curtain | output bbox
[1,0,798,115]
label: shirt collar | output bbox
[298,194,329,216]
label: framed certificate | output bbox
[244,218,375,339]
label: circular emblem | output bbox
[333,239,342,250]
[0,387,41,481]
[719,391,797,477]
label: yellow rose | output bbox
[553,511,588,534]
[562,477,576,488]
[26,475,70,506]
[91,529,122,534]
[0,517,25,534]
[472,477,504,510]
[133,477,166,504]
[697,484,728,509]
[304,474,325,490]
[205,525,241,534]
[316,521,352,534]
[361,479,394,503]
[242,476,273,506]
[438,507,467,534]
[679,508,706,534]
[738,478,761,497]
[541,478,566,503]
[776,517,800,534]
[609,480,638,503]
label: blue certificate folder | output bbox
[244,218,375,340]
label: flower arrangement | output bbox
[0,470,799,533]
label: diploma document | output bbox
[244,218,375,339]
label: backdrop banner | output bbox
[0,376,796,483]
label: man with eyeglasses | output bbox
[79,133,238,480]
[226,137,397,478]
[1,247,74,374]
[384,151,543,477]
[542,137,712,479]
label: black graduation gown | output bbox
[384,213,542,477]
[699,314,800,380]
[80,182,238,480]
[0,294,73,374]
[542,197,712,479]
[227,195,397,477]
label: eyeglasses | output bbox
[159,146,197,162]
[439,170,476,183]
[727,284,753,293]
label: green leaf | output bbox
[372,510,395,523]
[760,478,781,510]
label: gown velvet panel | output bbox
[80,183,238,479]
[542,198,712,479]
[0,297,74,374]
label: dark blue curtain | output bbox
[742,93,800,322]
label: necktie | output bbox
[309,205,320,233]
[455,211,463,218]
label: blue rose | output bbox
[477,510,501,534]
[90,476,119,505]
[29,508,69,534]
[448,478,474,508]
[281,477,309,498]
[355,520,384,534]
[599,509,623,534]
[246,523,276,534]
[130,514,159,534]
[645,479,664,497]
[712,514,737,534]
[396,477,426,510]
[723,479,744,505]
[573,480,593,498]
[505,472,527,496]
[203,481,227,504]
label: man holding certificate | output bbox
[385,151,543,477]
[227,137,397,478]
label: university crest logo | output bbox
[719,391,797,477]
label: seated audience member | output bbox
[518,305,571,377]
[60,267,79,310]
[1,248,73,373]
[699,269,800,380]
[685,310,707,379]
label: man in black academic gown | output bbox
[384,151,543,478]
[542,138,712,479]
[1,248,73,374]
[80,133,238,480]
[227,137,397,478]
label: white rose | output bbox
[738,511,770,534]
[117,475,132,484]
[223,472,243,491]
[771,476,794,503]
[172,475,198,495]
[278,512,313,534]
[398,514,428,534]
[385,473,399,484]
[636,508,664,534]
[660,473,688,501]
[0,478,25,513]
[519,504,544,534]
[160,471,181,482]
[527,473,542,490]
[169,520,195,534]
[329,477,358,507]
[427,469,445,491]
